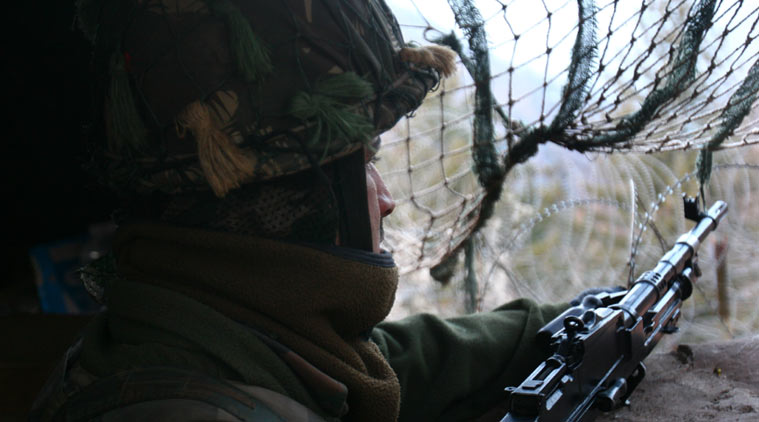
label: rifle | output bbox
[500,197,728,422]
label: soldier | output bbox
[31,1,568,420]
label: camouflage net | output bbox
[378,0,759,283]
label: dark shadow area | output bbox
[2,1,117,309]
[2,2,115,418]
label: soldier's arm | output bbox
[371,299,568,422]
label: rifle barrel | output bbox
[613,201,728,325]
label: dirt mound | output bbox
[597,336,759,422]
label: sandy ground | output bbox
[596,336,759,422]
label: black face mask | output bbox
[334,148,374,252]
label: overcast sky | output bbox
[385,0,758,127]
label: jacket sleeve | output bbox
[371,299,569,422]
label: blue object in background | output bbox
[29,234,103,314]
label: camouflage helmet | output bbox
[77,0,455,198]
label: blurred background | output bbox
[377,0,759,348]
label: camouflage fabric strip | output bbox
[81,0,439,198]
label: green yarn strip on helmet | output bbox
[108,52,148,152]
[205,0,273,83]
[290,72,375,160]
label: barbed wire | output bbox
[379,0,759,279]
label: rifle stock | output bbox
[501,198,728,422]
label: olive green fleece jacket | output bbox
[32,224,567,421]
[373,299,566,421]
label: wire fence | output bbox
[378,0,759,274]
[379,0,759,340]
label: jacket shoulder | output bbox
[31,347,296,422]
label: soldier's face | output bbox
[366,161,395,253]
